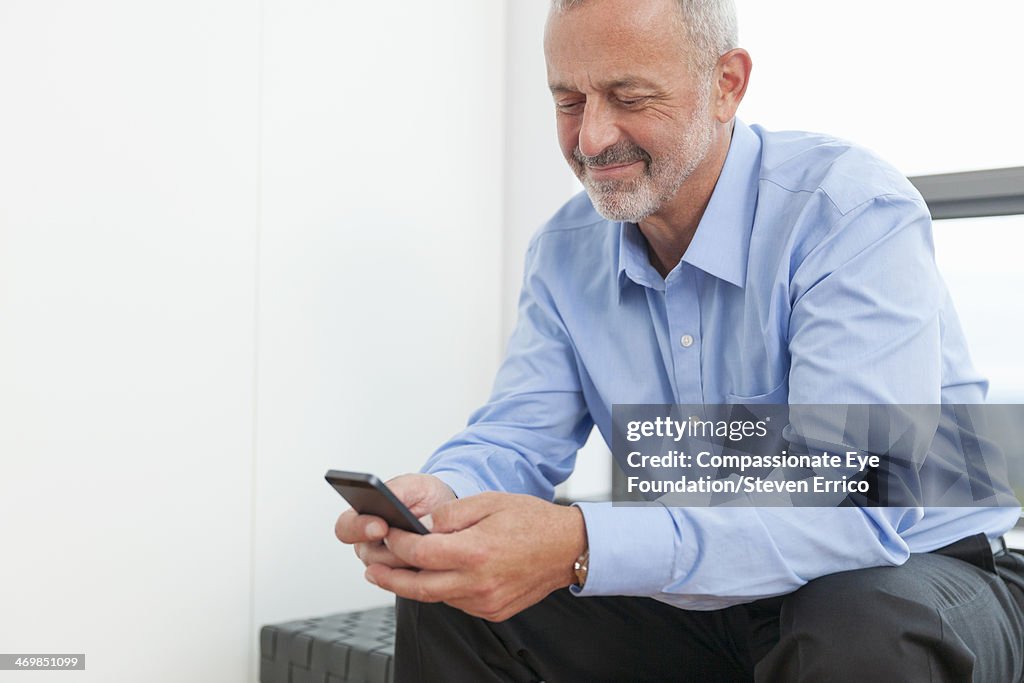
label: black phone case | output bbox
[325,470,430,534]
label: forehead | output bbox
[544,0,691,90]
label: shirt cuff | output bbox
[425,469,487,499]
[570,502,680,597]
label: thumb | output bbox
[430,492,504,533]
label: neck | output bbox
[638,123,733,279]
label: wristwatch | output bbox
[573,549,590,588]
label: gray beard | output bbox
[583,173,669,223]
[573,95,715,223]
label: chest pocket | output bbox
[725,375,789,405]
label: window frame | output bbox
[909,167,1024,220]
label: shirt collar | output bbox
[617,118,762,291]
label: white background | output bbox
[0,1,1021,681]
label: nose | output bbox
[578,100,621,159]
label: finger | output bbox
[384,528,478,570]
[386,474,455,517]
[431,492,506,533]
[384,476,432,517]
[335,509,389,544]
[356,541,412,569]
[365,565,470,603]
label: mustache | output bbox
[573,142,651,168]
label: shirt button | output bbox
[680,334,694,348]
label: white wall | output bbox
[0,1,505,681]
[0,1,260,681]
[252,0,506,643]
[735,0,1024,175]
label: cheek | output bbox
[619,122,656,155]
[629,125,678,163]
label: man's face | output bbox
[544,0,717,223]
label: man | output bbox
[336,0,1024,680]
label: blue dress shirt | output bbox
[423,119,1021,610]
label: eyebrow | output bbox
[548,76,664,94]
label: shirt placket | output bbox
[664,264,703,405]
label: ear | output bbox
[712,48,752,123]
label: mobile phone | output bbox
[325,470,430,534]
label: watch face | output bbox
[574,550,589,587]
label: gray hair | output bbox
[550,0,738,73]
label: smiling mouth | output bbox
[586,160,644,179]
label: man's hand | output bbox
[334,473,455,569]
[364,492,587,622]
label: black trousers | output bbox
[394,542,1024,682]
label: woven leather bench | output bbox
[260,605,395,683]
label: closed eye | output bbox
[616,96,649,108]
